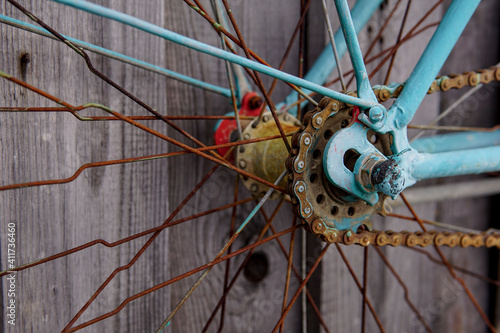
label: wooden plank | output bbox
[1,0,170,331]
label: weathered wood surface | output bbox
[0,0,498,332]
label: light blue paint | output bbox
[0,14,232,98]
[411,146,500,180]
[51,0,376,110]
[282,0,383,114]
[235,171,287,234]
[333,0,378,105]
[212,0,252,102]
[381,0,481,134]
[323,122,380,205]
[371,145,500,197]
[411,130,500,153]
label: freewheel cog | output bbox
[286,97,393,243]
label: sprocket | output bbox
[286,96,393,243]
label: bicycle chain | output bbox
[288,66,500,248]
[334,229,500,248]
[373,65,500,102]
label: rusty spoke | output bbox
[335,244,386,332]
[0,72,286,193]
[219,0,292,153]
[60,161,227,331]
[157,171,287,332]
[217,176,240,332]
[400,194,497,333]
[0,196,253,277]
[265,223,332,333]
[271,244,330,332]
[383,0,412,85]
[256,0,312,121]
[368,0,444,80]
[405,247,500,287]
[202,198,285,332]
[0,106,254,121]
[7,0,229,161]
[373,247,433,333]
[0,133,289,191]
[279,217,297,333]
[64,225,300,333]
[184,0,318,107]
[361,246,368,333]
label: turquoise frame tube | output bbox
[386,0,481,131]
[281,0,383,113]
[333,0,378,104]
[411,130,500,154]
[0,15,232,98]
[411,146,500,180]
[50,0,377,110]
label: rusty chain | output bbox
[374,65,500,102]
[289,66,500,247]
[334,229,500,248]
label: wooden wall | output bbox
[0,0,498,332]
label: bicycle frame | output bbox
[44,0,500,201]
[324,0,500,201]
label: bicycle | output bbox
[1,0,499,332]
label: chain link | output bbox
[374,66,500,102]
[334,229,500,248]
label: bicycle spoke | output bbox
[368,1,444,80]
[286,12,441,106]
[217,176,239,332]
[383,0,412,85]
[321,0,346,91]
[271,244,330,332]
[0,197,253,276]
[0,131,289,191]
[0,106,255,121]
[386,212,492,234]
[400,194,497,333]
[212,0,244,141]
[409,124,500,132]
[220,0,292,153]
[411,71,499,141]
[279,217,297,333]
[202,198,285,332]
[406,247,500,287]
[335,244,386,332]
[65,225,300,332]
[157,170,287,332]
[59,161,228,331]
[373,247,432,333]
[259,209,332,333]
[361,246,368,333]
[202,203,331,333]
[0,14,232,97]
[344,0,404,89]
[7,0,229,161]
[256,0,312,121]
[183,0,318,107]
[0,71,288,192]
[269,0,312,99]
